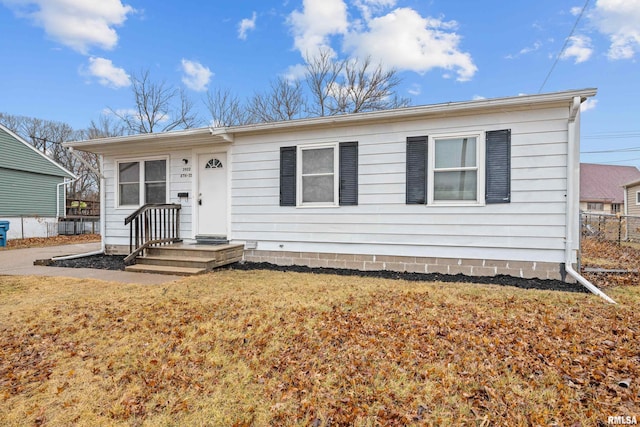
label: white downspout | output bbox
[565,96,616,304]
[99,154,106,253]
[56,177,78,217]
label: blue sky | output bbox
[1,0,639,166]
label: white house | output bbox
[64,88,601,288]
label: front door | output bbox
[197,152,227,236]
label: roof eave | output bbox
[64,88,597,152]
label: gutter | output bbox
[565,95,616,304]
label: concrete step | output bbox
[125,263,206,276]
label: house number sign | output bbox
[180,167,192,179]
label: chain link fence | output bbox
[581,212,640,243]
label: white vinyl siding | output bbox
[230,105,572,263]
[103,152,193,249]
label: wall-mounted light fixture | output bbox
[182,158,189,164]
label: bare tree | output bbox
[304,49,410,116]
[204,88,248,127]
[304,49,343,117]
[247,77,305,123]
[111,70,201,134]
[339,56,410,113]
[85,114,126,140]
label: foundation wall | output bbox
[243,249,569,282]
[106,244,571,282]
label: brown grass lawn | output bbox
[1,234,100,250]
[0,271,638,426]
[582,237,640,287]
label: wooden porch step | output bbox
[125,243,244,276]
[125,264,206,276]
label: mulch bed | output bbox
[50,254,588,294]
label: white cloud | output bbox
[238,12,257,40]
[506,41,543,59]
[580,98,598,112]
[520,41,542,55]
[287,0,349,58]
[86,57,130,88]
[591,0,640,59]
[560,35,593,63]
[1,0,134,54]
[343,8,477,81]
[570,6,583,15]
[408,84,421,96]
[284,63,308,81]
[472,95,486,100]
[181,59,213,92]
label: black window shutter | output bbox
[339,142,358,206]
[485,129,511,204]
[406,136,427,204]
[280,146,296,206]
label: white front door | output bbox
[197,152,227,236]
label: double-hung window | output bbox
[432,135,480,202]
[117,158,167,207]
[280,142,358,207]
[299,144,339,205]
[407,129,510,205]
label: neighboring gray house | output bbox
[65,89,600,287]
[0,124,75,239]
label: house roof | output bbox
[64,88,597,155]
[623,178,640,189]
[0,124,76,179]
[580,163,640,204]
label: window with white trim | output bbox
[431,136,480,202]
[406,129,510,205]
[280,142,358,207]
[636,191,640,205]
[117,158,168,207]
[298,144,339,206]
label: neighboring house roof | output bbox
[623,178,640,189]
[64,88,597,155]
[580,163,640,204]
[0,124,76,179]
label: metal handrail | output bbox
[124,203,181,265]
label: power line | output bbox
[581,146,640,154]
[582,157,640,164]
[538,0,590,93]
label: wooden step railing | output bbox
[124,203,181,265]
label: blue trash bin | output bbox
[0,220,10,247]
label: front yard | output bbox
[0,269,637,426]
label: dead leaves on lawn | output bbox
[3,234,100,250]
[582,238,640,287]
[0,272,638,426]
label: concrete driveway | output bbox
[0,242,181,284]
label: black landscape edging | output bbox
[49,254,589,294]
[228,261,589,294]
